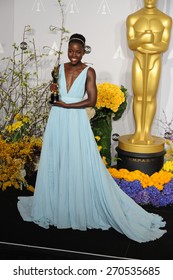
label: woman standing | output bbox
[18,33,166,243]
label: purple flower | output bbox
[112,176,173,207]
[162,179,173,195]
[133,190,151,205]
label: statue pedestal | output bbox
[116,135,165,176]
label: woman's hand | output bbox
[52,101,68,108]
[50,83,58,92]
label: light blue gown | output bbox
[17,64,167,243]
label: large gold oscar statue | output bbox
[117,0,172,174]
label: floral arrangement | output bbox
[0,135,42,192]
[159,111,173,174]
[104,112,173,208]
[108,167,173,207]
[0,25,50,138]
[0,32,47,191]
[0,113,43,192]
[95,83,127,120]
[159,111,173,161]
[4,113,30,142]
[90,82,127,166]
[163,160,173,173]
[0,1,69,192]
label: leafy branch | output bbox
[0,0,69,140]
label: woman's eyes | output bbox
[69,50,81,55]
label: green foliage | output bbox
[90,85,128,167]
[112,85,128,121]
[91,110,112,167]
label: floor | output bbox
[0,186,173,260]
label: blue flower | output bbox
[133,190,151,205]
[113,177,173,207]
[162,179,173,195]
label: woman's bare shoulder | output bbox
[87,66,96,77]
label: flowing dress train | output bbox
[17,64,167,243]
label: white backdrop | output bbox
[0,0,173,157]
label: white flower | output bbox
[86,107,96,120]
[33,155,40,171]
[20,169,26,178]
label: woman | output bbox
[18,33,166,243]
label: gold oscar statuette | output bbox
[121,0,172,153]
[50,66,59,104]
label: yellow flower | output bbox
[26,185,35,192]
[11,121,23,131]
[0,135,42,192]
[95,136,101,141]
[162,160,173,173]
[96,82,125,113]
[23,115,29,123]
[14,113,21,121]
[164,140,173,161]
[107,167,173,191]
[2,181,12,191]
[102,156,108,166]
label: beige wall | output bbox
[0,0,173,157]
[0,0,14,58]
